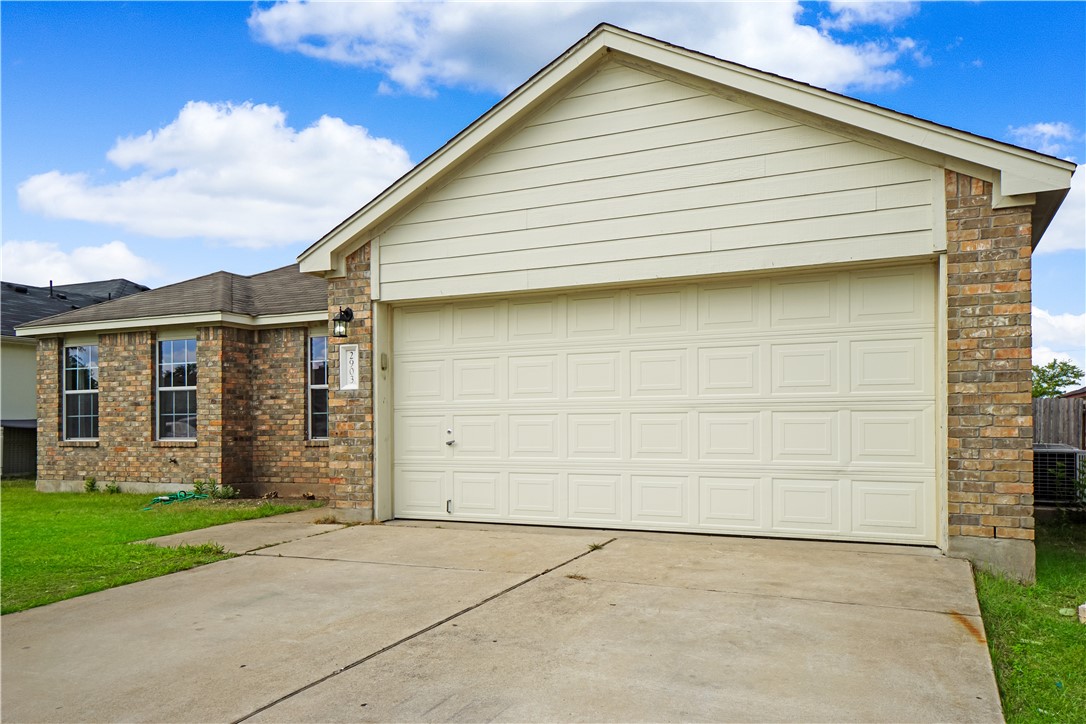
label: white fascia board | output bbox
[605,31,1075,194]
[15,310,326,338]
[297,35,613,274]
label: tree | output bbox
[1031,359,1084,398]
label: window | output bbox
[157,339,197,439]
[64,345,99,439]
[308,335,328,439]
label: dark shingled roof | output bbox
[15,265,327,332]
[2,279,149,337]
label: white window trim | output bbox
[156,338,197,441]
[63,344,99,441]
[308,334,329,440]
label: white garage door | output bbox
[392,264,937,544]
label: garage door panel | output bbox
[851,409,930,465]
[698,346,760,395]
[630,287,689,335]
[771,342,839,395]
[568,414,622,459]
[452,357,502,401]
[851,479,929,539]
[698,283,759,330]
[395,360,447,405]
[453,471,504,517]
[771,275,839,328]
[699,476,764,528]
[452,415,502,458]
[771,411,841,462]
[567,294,623,337]
[568,473,624,522]
[568,352,622,398]
[772,479,841,533]
[394,470,447,517]
[509,415,560,458]
[850,337,931,394]
[631,413,690,460]
[508,298,562,341]
[508,355,560,399]
[393,263,937,544]
[850,267,932,324]
[631,474,691,524]
[699,412,761,460]
[630,349,688,397]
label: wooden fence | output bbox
[1033,397,1086,448]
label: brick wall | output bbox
[36,325,329,496]
[249,327,331,498]
[945,170,1035,577]
[326,244,375,518]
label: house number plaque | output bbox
[340,344,359,391]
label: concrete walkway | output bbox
[1,520,1002,723]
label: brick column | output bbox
[945,170,1036,582]
[326,244,375,520]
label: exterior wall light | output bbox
[332,306,354,338]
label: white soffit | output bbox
[297,24,1076,275]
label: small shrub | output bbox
[104,482,121,495]
[83,476,98,493]
[192,476,240,500]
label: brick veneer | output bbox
[325,244,375,519]
[36,326,330,496]
[945,170,1035,580]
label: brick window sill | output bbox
[306,439,330,448]
[60,440,99,448]
[153,441,198,448]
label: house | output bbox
[16,265,330,497]
[1060,385,1086,399]
[20,25,1076,581]
[1,278,148,476]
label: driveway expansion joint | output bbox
[231,537,617,724]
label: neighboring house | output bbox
[20,25,1076,582]
[16,265,330,497]
[1,278,148,476]
[1061,386,1086,399]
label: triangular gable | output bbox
[299,24,1075,277]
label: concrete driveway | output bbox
[2,521,1001,723]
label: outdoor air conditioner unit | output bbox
[1032,443,1085,506]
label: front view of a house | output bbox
[19,26,1076,582]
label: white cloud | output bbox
[1006,121,1080,160]
[248,1,920,96]
[1,240,161,287]
[1032,306,1086,371]
[1036,165,1085,254]
[822,1,919,31]
[17,101,413,248]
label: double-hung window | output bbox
[308,335,328,439]
[64,345,99,439]
[157,339,197,439]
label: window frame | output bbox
[308,334,329,440]
[63,344,99,440]
[156,338,198,441]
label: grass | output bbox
[975,517,1086,723]
[1,479,317,614]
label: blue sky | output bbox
[2,1,1084,367]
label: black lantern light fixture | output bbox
[332,306,354,338]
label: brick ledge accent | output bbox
[152,441,198,448]
[59,440,99,448]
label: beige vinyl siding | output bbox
[378,62,939,302]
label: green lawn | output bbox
[975,519,1086,723]
[1,479,316,614]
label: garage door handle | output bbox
[446,439,456,446]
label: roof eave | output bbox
[15,310,327,338]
